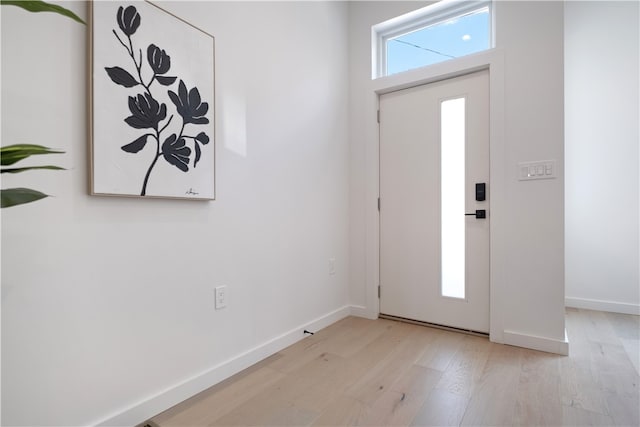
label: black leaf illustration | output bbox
[168,80,209,125]
[162,134,191,172]
[156,76,177,86]
[124,93,167,130]
[195,132,210,145]
[147,44,171,75]
[193,141,202,168]
[121,134,150,153]
[117,5,140,36]
[105,66,139,88]
[192,133,209,167]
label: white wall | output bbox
[565,1,640,315]
[1,1,350,425]
[348,1,566,350]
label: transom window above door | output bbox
[373,0,493,78]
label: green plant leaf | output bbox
[1,165,65,174]
[0,0,85,24]
[0,144,64,166]
[1,187,48,208]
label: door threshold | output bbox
[379,313,489,337]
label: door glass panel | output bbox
[441,97,466,299]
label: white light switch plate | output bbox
[518,160,557,181]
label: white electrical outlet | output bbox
[215,286,227,309]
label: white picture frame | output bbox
[90,1,215,200]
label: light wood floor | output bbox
[150,308,639,426]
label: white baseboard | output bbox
[565,297,640,315]
[503,329,569,355]
[93,305,352,427]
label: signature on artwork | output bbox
[185,188,199,196]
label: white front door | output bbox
[379,70,490,333]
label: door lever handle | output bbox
[465,209,486,219]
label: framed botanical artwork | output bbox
[89,1,215,200]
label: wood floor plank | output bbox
[459,334,494,352]
[589,340,640,397]
[561,309,612,416]
[208,383,319,426]
[359,390,422,426]
[605,311,640,340]
[560,356,611,416]
[310,395,367,426]
[347,319,414,369]
[390,365,443,398]
[358,365,443,426]
[153,366,286,426]
[512,350,563,426]
[434,336,490,398]
[268,354,348,410]
[209,352,351,425]
[323,316,392,359]
[267,338,330,375]
[562,405,616,426]
[287,353,362,412]
[606,392,640,426]
[410,388,470,427]
[584,310,623,345]
[415,329,466,372]
[345,324,435,404]
[620,337,640,375]
[260,404,319,427]
[459,344,523,426]
[267,317,360,374]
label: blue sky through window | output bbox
[386,9,490,76]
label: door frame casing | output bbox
[366,48,506,344]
